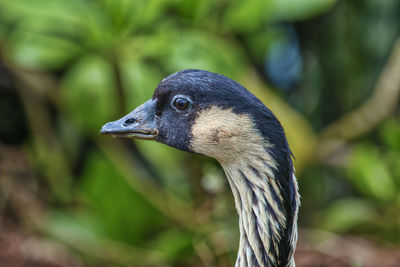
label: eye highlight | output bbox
[172,95,192,111]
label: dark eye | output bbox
[173,97,190,111]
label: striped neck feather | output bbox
[189,106,299,266]
[221,152,299,267]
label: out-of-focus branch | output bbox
[318,38,400,159]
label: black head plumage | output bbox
[153,69,291,152]
[102,68,293,176]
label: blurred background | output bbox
[0,0,400,266]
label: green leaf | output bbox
[0,0,117,51]
[135,141,192,198]
[380,118,400,151]
[270,0,338,21]
[61,55,118,134]
[151,228,194,263]
[13,14,84,41]
[45,211,167,266]
[0,0,87,25]
[102,0,169,31]
[79,150,166,244]
[165,30,247,79]
[348,143,397,202]
[223,0,273,32]
[173,0,212,21]
[119,59,163,110]
[6,31,80,70]
[320,198,376,232]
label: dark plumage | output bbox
[101,69,299,267]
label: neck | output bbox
[220,152,299,267]
[188,106,299,266]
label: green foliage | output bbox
[380,118,400,151]
[8,32,80,70]
[120,60,163,109]
[151,228,195,263]
[348,144,397,202]
[317,118,400,238]
[320,198,376,233]
[79,150,167,244]
[61,56,118,133]
[270,0,337,21]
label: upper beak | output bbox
[100,99,158,140]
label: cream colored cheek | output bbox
[189,106,267,162]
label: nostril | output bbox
[123,118,137,126]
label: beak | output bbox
[100,99,158,140]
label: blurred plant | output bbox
[317,118,400,243]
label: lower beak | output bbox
[100,99,158,140]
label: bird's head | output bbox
[101,69,298,266]
[101,69,290,165]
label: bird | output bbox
[100,69,300,267]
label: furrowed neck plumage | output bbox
[190,106,299,267]
[222,156,298,267]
